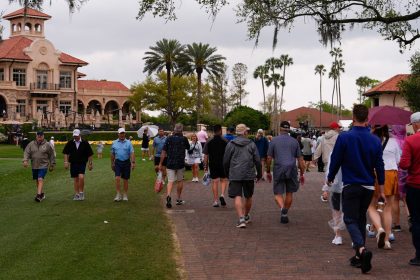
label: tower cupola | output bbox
[3,8,51,39]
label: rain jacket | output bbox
[314,130,339,164]
[23,140,56,169]
[223,136,262,181]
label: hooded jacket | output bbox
[314,130,339,164]
[223,136,262,181]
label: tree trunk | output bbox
[279,67,287,135]
[166,65,173,129]
[196,69,203,124]
[331,80,336,121]
[261,77,266,113]
[319,73,322,129]
[272,84,278,135]
[338,75,342,119]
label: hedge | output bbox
[28,131,140,142]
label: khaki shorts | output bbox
[167,168,185,182]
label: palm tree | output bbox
[253,65,269,112]
[328,65,338,121]
[335,59,345,118]
[178,42,226,124]
[264,57,282,134]
[278,54,293,127]
[329,48,344,118]
[314,64,326,128]
[143,38,184,126]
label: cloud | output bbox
[1,0,417,114]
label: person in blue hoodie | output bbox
[254,129,269,180]
[328,104,385,274]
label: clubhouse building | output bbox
[0,8,134,127]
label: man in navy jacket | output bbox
[328,105,385,274]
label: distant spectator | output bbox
[223,126,236,142]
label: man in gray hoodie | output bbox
[23,131,56,202]
[223,124,262,228]
[314,121,341,201]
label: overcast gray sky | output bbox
[1,0,418,113]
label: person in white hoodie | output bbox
[314,122,341,202]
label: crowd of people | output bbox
[21,104,420,274]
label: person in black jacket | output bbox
[63,129,94,201]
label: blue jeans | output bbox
[406,186,420,258]
[341,185,374,251]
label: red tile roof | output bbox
[3,8,51,20]
[59,52,88,65]
[364,74,410,96]
[280,107,352,129]
[0,36,33,61]
[78,80,129,91]
[0,36,87,65]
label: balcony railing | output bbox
[30,83,61,91]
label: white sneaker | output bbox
[332,236,343,245]
[123,194,128,201]
[114,193,122,202]
[384,241,392,250]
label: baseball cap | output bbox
[36,131,44,136]
[51,136,54,139]
[329,122,341,129]
[118,127,126,134]
[410,112,420,124]
[235,124,250,135]
[279,121,290,130]
[72,129,81,136]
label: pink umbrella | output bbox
[368,106,412,125]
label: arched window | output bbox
[35,24,42,33]
[12,24,16,32]
[17,23,22,31]
[24,23,32,32]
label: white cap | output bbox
[410,112,420,124]
[72,129,80,136]
[257,129,264,134]
[118,127,126,134]
[51,136,54,139]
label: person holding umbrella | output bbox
[141,127,150,161]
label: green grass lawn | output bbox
[0,144,181,280]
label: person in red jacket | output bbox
[400,112,420,266]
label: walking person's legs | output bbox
[212,178,220,206]
[406,187,420,265]
[342,186,374,273]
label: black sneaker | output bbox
[39,193,45,201]
[360,249,372,274]
[409,257,420,266]
[236,219,246,228]
[392,225,402,232]
[34,194,41,202]
[166,196,172,208]
[349,256,361,268]
[280,214,289,224]
[244,214,251,224]
[219,196,226,207]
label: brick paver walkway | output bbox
[167,171,419,279]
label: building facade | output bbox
[0,8,134,127]
[364,74,411,110]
